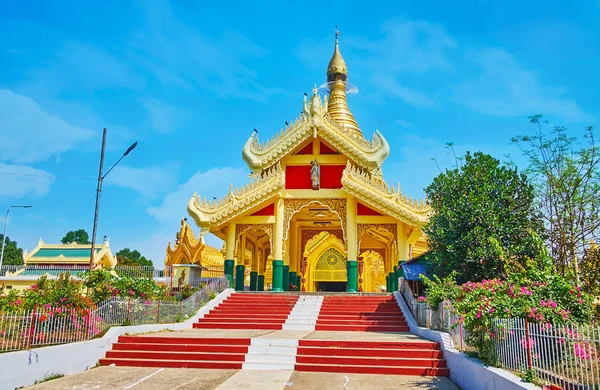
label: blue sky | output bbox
[1,0,599,266]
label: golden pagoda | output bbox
[187,31,430,292]
[165,218,225,273]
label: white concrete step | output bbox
[282,295,323,331]
[243,338,298,371]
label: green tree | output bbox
[512,115,600,282]
[425,151,544,284]
[116,248,153,267]
[0,234,24,265]
[61,229,90,244]
[580,244,600,296]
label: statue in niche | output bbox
[310,159,320,190]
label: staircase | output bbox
[99,335,250,369]
[194,293,299,330]
[282,295,323,331]
[315,295,410,332]
[295,339,448,376]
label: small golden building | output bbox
[187,33,430,292]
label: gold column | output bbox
[289,221,298,272]
[226,222,236,260]
[274,198,284,259]
[239,232,246,265]
[346,197,357,259]
[397,223,408,261]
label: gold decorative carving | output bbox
[342,162,431,226]
[187,163,284,234]
[165,218,224,271]
[283,198,347,241]
[357,223,397,248]
[301,229,343,256]
[360,250,386,293]
[235,223,274,256]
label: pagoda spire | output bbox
[326,27,361,138]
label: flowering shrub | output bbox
[420,266,593,363]
[0,273,96,314]
[81,269,169,303]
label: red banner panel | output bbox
[295,142,313,155]
[320,165,345,189]
[286,166,312,189]
[357,202,382,215]
[319,142,338,155]
[251,203,274,216]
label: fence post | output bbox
[524,318,533,371]
[127,297,131,323]
[179,300,182,316]
[156,300,161,323]
[27,305,38,349]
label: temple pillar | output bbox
[346,197,358,292]
[388,272,396,291]
[235,264,245,291]
[396,223,408,285]
[272,197,284,292]
[257,274,265,291]
[250,272,258,291]
[283,265,290,291]
[289,222,298,273]
[289,271,297,290]
[224,222,236,287]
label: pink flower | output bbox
[15,299,21,306]
[476,311,482,319]
[127,290,134,296]
[417,296,427,302]
[574,343,590,360]
[576,286,581,292]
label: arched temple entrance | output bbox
[301,231,347,292]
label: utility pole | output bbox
[89,129,107,269]
[89,129,137,269]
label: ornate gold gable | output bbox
[165,218,225,268]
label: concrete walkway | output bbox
[27,366,459,389]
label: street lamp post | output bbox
[0,205,32,268]
[89,128,137,268]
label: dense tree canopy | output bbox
[0,234,23,265]
[425,151,544,284]
[116,248,153,267]
[61,229,90,245]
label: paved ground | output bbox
[27,366,459,390]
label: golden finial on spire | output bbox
[325,26,361,137]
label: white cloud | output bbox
[104,164,178,199]
[454,48,592,122]
[128,1,286,101]
[374,76,435,107]
[140,98,191,134]
[0,89,95,164]
[147,166,249,223]
[0,163,54,198]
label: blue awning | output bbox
[402,260,431,281]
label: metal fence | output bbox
[399,278,468,349]
[399,278,600,389]
[493,318,600,390]
[0,277,228,352]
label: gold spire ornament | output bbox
[326,27,362,138]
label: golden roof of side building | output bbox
[165,218,224,267]
[23,239,117,268]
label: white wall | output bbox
[393,292,540,390]
[0,288,234,390]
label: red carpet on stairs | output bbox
[295,339,449,376]
[315,295,409,332]
[193,293,298,330]
[99,335,250,369]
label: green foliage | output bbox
[420,265,593,363]
[81,269,169,303]
[512,116,600,278]
[420,271,459,307]
[61,229,90,244]
[0,272,96,313]
[209,291,217,300]
[580,245,600,296]
[0,234,23,265]
[425,151,544,283]
[116,248,153,267]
